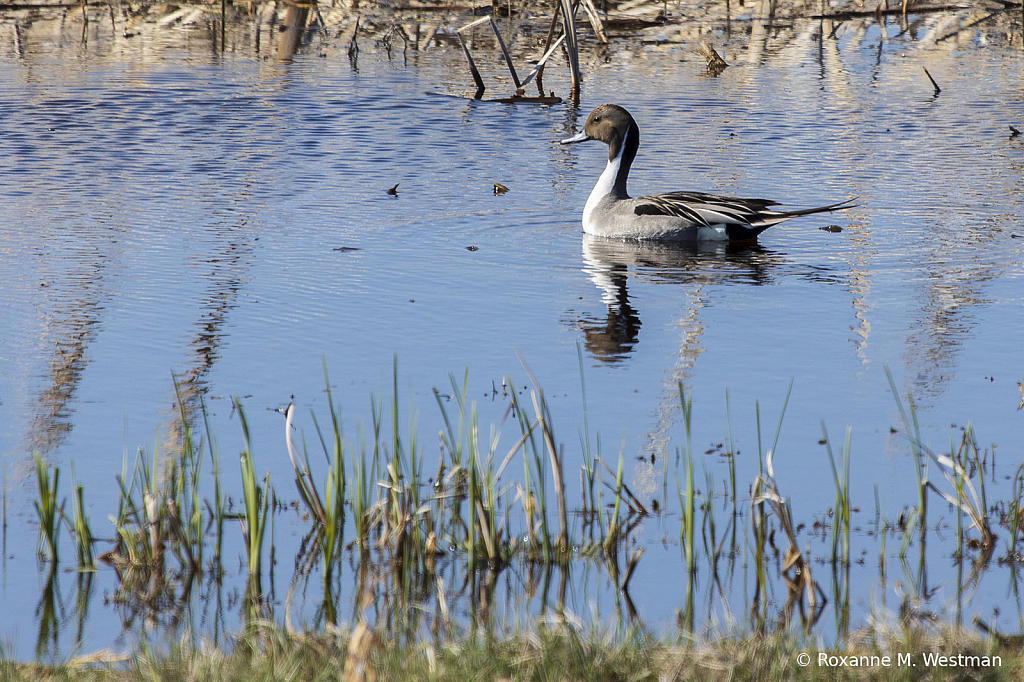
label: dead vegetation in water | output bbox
[2,0,1021,76]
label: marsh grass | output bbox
[928,425,995,552]
[4,621,1022,682]
[576,341,599,537]
[605,442,626,554]
[886,367,998,558]
[1010,464,1024,557]
[96,380,220,614]
[886,366,930,541]
[677,386,696,577]
[235,398,270,583]
[821,423,852,566]
[68,470,94,570]
[18,359,1024,662]
[1,458,6,570]
[286,362,347,578]
[32,454,61,563]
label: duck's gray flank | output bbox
[560,103,854,242]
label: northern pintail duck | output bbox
[560,104,853,241]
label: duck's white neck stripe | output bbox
[583,142,625,227]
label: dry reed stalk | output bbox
[558,0,582,102]
[579,0,607,42]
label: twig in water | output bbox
[923,67,941,95]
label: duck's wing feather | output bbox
[633,192,783,227]
[634,192,855,229]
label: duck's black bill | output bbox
[559,130,592,145]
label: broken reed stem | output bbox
[520,34,566,90]
[923,66,941,94]
[697,41,729,69]
[457,17,489,96]
[80,0,88,44]
[534,0,562,95]
[487,16,521,88]
[348,17,360,58]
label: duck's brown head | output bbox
[560,104,640,165]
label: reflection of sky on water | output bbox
[1,4,1023,659]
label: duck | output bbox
[560,104,853,241]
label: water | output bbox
[1,2,1024,660]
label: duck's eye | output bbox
[594,116,602,122]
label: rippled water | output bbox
[1,3,1023,660]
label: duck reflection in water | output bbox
[576,234,782,363]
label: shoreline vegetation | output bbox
[3,622,1023,680]
[4,352,1024,673]
[2,0,1022,104]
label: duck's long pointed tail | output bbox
[761,198,858,226]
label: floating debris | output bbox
[1010,125,1021,138]
[696,41,728,76]
[386,183,399,195]
[819,225,843,233]
[333,246,362,252]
